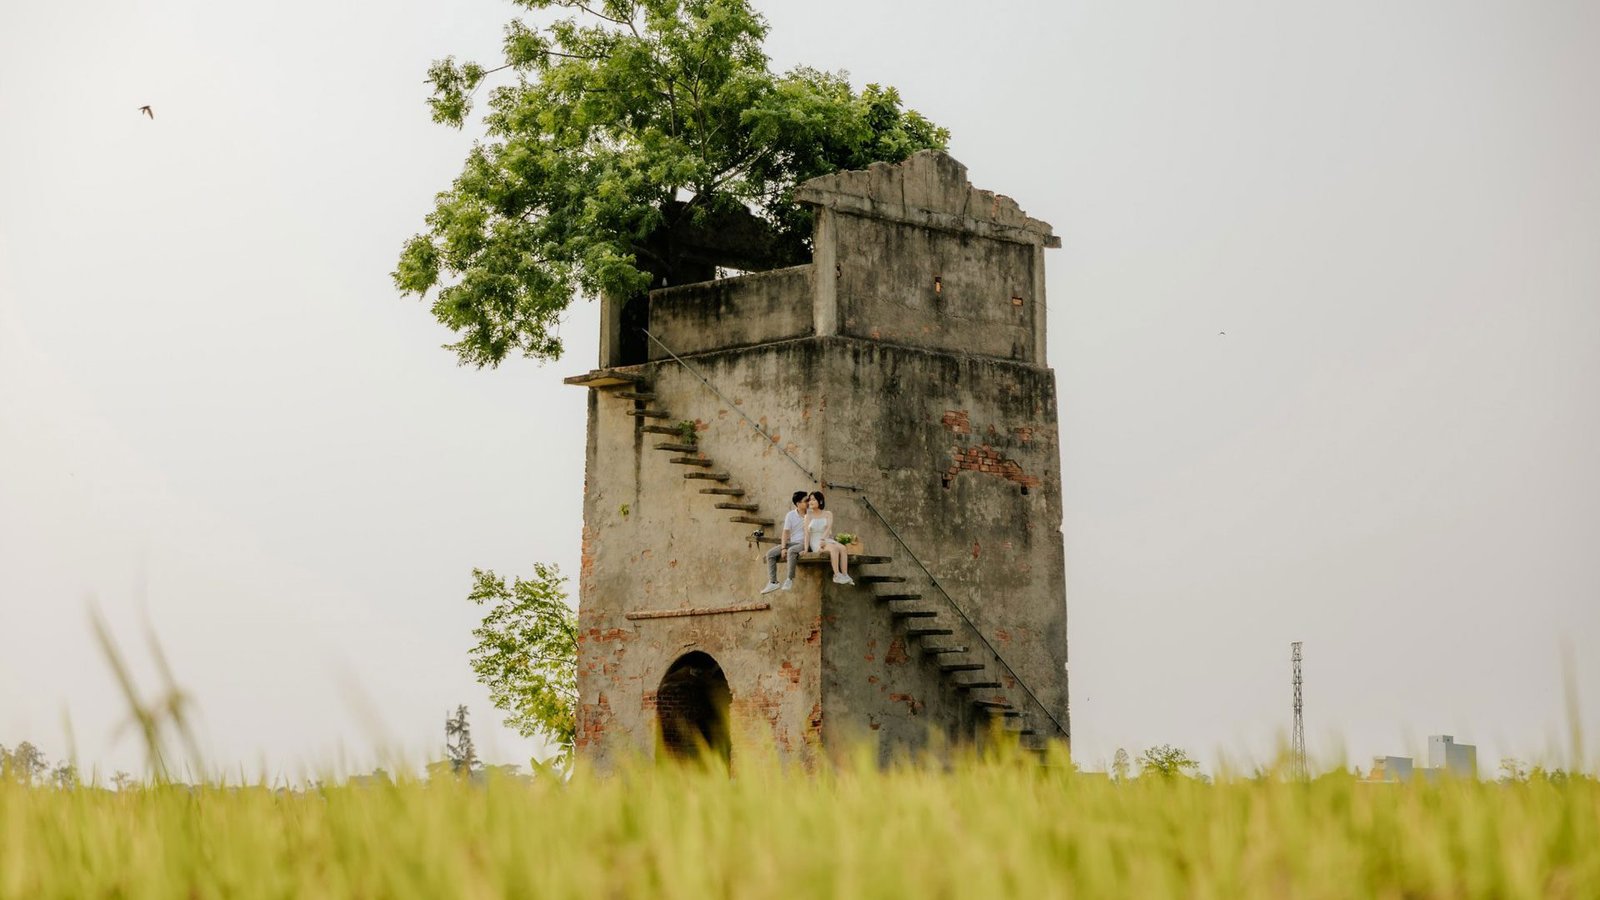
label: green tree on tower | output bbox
[394,0,948,367]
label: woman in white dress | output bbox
[803,491,853,585]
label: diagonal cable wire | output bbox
[642,328,818,484]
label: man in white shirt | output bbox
[760,491,809,594]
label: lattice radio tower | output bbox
[1290,641,1307,780]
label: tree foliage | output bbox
[1137,744,1201,780]
[1111,748,1130,782]
[444,705,481,776]
[0,742,51,785]
[396,0,949,366]
[0,742,78,789]
[467,564,578,762]
[1497,759,1592,786]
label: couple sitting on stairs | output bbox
[760,490,853,593]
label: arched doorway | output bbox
[655,651,732,764]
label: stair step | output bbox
[728,516,774,526]
[751,535,779,545]
[699,487,746,496]
[626,409,671,419]
[653,443,698,452]
[891,609,938,619]
[670,457,713,467]
[875,593,923,603]
[941,663,985,673]
[714,502,760,512]
[847,555,894,565]
[641,425,679,435]
[683,472,730,481]
[906,628,954,638]
[973,700,1013,710]
[1001,710,1022,718]
[922,645,968,655]
[564,369,647,389]
[614,391,656,401]
[858,575,906,585]
[954,681,1002,691]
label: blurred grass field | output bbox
[4,745,1598,900]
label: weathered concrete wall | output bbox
[818,577,980,760]
[576,343,834,770]
[832,214,1038,362]
[797,150,1058,364]
[576,336,1068,767]
[816,339,1069,740]
[647,265,814,360]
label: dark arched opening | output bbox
[655,651,732,765]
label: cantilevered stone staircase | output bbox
[567,366,1051,752]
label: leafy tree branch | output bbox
[396,0,948,366]
[467,564,579,762]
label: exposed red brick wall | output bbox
[945,445,1042,489]
[579,526,597,580]
[940,410,972,434]
[939,409,1045,489]
[888,693,924,715]
[883,637,909,666]
[575,692,613,751]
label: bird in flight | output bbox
[138,105,154,120]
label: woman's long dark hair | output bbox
[807,491,826,510]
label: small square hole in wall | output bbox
[934,276,942,294]
[1020,485,1030,496]
[1011,296,1025,308]
[941,474,952,489]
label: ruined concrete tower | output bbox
[566,151,1068,767]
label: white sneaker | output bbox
[780,579,793,591]
[760,582,780,595]
[832,573,853,585]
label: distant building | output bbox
[1429,735,1477,777]
[1367,735,1477,782]
[1369,755,1414,783]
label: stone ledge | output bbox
[563,368,646,389]
[625,601,772,621]
[795,552,891,565]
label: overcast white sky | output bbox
[2,0,1597,779]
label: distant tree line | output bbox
[0,741,129,790]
